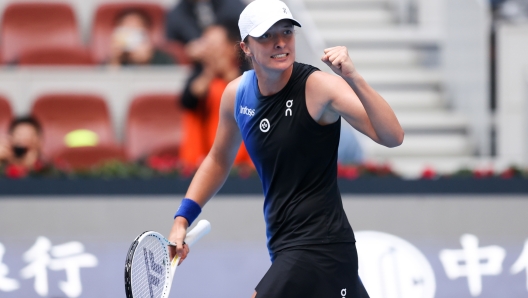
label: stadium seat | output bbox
[1,2,82,64]
[90,3,166,63]
[31,94,117,160]
[53,145,126,171]
[0,96,13,136]
[19,47,94,65]
[125,94,183,161]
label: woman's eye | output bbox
[284,29,292,35]
[260,33,270,39]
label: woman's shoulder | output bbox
[306,69,340,87]
[306,68,349,104]
[225,74,244,94]
[225,71,255,96]
[221,73,247,106]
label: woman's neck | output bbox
[254,64,294,96]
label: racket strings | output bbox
[131,235,170,298]
[148,249,164,275]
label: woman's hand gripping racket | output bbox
[124,219,211,298]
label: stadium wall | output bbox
[0,195,527,297]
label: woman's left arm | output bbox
[320,46,404,148]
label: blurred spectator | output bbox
[338,121,364,165]
[179,21,251,168]
[0,117,44,178]
[496,0,528,21]
[181,20,249,109]
[110,9,174,66]
[490,0,507,10]
[165,0,245,45]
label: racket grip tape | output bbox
[185,220,211,247]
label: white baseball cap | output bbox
[238,0,301,41]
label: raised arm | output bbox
[315,46,404,147]
[168,76,244,261]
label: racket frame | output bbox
[125,231,172,298]
[124,220,211,298]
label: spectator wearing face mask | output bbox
[0,117,45,178]
[109,9,174,66]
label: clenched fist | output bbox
[321,46,357,79]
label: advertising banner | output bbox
[0,195,527,298]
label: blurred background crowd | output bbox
[0,0,253,178]
[0,0,527,179]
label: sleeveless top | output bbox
[234,62,355,260]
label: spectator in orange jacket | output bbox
[179,20,251,169]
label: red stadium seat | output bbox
[53,145,127,171]
[1,2,82,64]
[125,94,183,161]
[19,46,94,65]
[0,96,13,136]
[31,94,117,160]
[90,3,166,63]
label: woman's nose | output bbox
[275,37,286,48]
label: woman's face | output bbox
[11,123,40,149]
[203,26,234,59]
[113,13,151,52]
[116,13,149,33]
[242,20,295,72]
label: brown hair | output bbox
[237,36,252,69]
[9,116,41,135]
[113,8,152,29]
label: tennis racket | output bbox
[124,219,211,298]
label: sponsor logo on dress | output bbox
[341,288,347,297]
[240,106,255,117]
[285,99,293,116]
[260,119,270,133]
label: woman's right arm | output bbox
[168,76,243,262]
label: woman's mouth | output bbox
[271,53,288,59]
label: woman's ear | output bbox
[240,41,252,57]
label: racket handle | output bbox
[185,219,211,247]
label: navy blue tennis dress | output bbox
[234,62,369,298]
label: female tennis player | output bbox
[168,0,404,297]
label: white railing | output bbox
[388,0,414,24]
[389,0,444,28]
[443,0,492,156]
[416,0,445,29]
[386,0,491,157]
[496,23,528,165]
[525,75,528,165]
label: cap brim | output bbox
[248,17,302,38]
